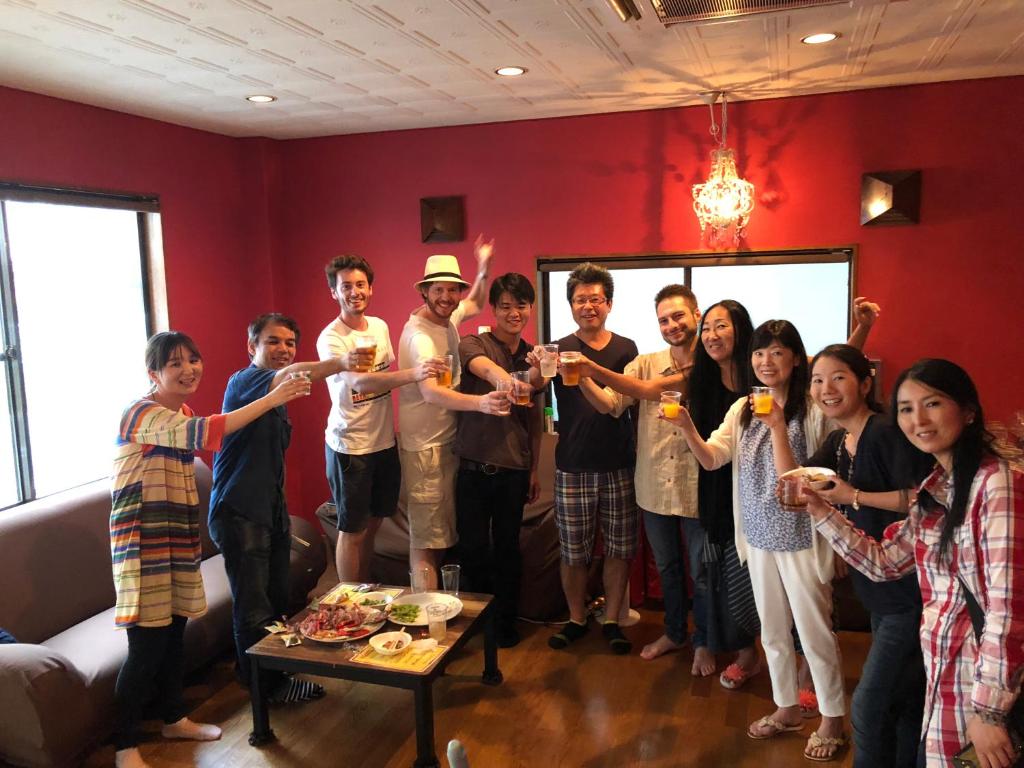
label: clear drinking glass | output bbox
[440,564,460,595]
[426,604,447,642]
[540,344,559,378]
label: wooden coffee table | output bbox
[246,588,502,768]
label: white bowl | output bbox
[369,630,412,656]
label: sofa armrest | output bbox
[0,645,95,768]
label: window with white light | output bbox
[0,185,163,508]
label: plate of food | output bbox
[781,466,838,489]
[298,602,387,643]
[387,592,463,627]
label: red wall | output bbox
[273,76,1024,516]
[3,77,1022,518]
[0,87,276,425]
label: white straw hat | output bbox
[414,254,470,290]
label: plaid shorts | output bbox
[554,467,639,565]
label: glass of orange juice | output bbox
[660,391,682,419]
[752,386,774,415]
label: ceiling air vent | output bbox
[649,0,846,25]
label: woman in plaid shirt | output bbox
[805,359,1024,767]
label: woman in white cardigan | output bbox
[662,319,847,762]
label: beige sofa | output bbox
[0,460,326,768]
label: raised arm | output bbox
[222,376,311,434]
[579,356,687,402]
[660,397,739,471]
[846,296,880,351]
[458,234,494,320]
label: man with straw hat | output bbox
[397,236,510,588]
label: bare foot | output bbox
[640,634,684,660]
[691,645,716,677]
[747,706,803,738]
[161,717,222,741]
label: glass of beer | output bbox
[559,351,581,386]
[512,371,532,405]
[354,336,377,372]
[437,354,453,387]
[539,344,559,378]
[495,379,513,414]
[752,386,774,415]
[660,391,682,419]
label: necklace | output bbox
[835,430,855,483]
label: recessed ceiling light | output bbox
[246,94,277,103]
[801,32,839,45]
[495,66,527,77]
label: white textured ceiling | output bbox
[0,0,1020,139]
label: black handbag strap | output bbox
[958,574,986,642]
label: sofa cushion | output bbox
[0,644,94,768]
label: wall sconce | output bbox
[420,196,465,243]
[693,92,755,247]
[860,171,921,226]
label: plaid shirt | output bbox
[814,456,1024,767]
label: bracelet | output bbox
[852,489,861,511]
[976,709,1007,726]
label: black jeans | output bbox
[455,466,529,627]
[113,615,188,750]
[852,610,926,768]
[212,508,291,688]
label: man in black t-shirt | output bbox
[545,263,639,655]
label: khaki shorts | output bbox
[399,442,458,549]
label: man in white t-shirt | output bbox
[317,254,443,583]
[398,237,509,588]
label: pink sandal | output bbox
[719,662,761,690]
[799,689,819,718]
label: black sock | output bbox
[602,621,632,655]
[548,620,588,649]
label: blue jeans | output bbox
[643,511,707,647]
[852,610,926,768]
[211,507,291,687]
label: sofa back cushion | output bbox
[0,459,214,644]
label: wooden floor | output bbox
[84,610,869,768]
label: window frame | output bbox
[0,182,164,508]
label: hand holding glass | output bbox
[660,391,682,419]
[512,371,532,405]
[436,354,453,387]
[538,344,559,378]
[559,351,581,386]
[752,386,774,415]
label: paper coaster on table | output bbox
[349,643,446,672]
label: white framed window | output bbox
[538,248,855,418]
[0,184,165,508]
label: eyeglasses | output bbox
[571,296,608,307]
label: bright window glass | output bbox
[0,360,17,508]
[5,201,151,498]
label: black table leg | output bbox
[412,681,439,768]
[481,607,503,686]
[248,658,276,746]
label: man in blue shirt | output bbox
[210,313,345,703]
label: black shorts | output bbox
[325,444,401,533]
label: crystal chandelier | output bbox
[692,92,755,247]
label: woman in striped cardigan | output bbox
[110,331,310,768]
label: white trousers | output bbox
[746,546,846,717]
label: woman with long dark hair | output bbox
[804,344,931,767]
[686,300,760,680]
[804,359,1024,767]
[111,332,309,768]
[664,318,847,761]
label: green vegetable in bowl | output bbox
[390,604,421,623]
[360,598,385,606]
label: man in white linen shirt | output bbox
[576,284,711,673]
[398,237,509,589]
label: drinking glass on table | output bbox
[440,564,460,596]
[409,566,432,593]
[426,604,447,642]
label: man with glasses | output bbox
[545,262,639,655]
